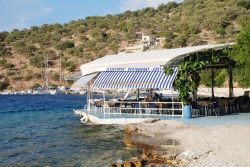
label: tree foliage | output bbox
[14,40,37,57]
[0,80,9,91]
[29,54,44,68]
[62,59,76,72]
[56,41,75,50]
[165,50,229,104]
[200,69,227,87]
[0,42,9,56]
[237,0,250,9]
[0,59,14,68]
[230,17,250,87]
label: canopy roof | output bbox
[80,43,233,76]
[70,73,97,91]
[70,43,233,91]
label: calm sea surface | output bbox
[0,95,136,167]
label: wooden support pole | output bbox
[137,88,140,101]
[228,63,234,98]
[211,68,215,99]
[87,83,90,112]
[192,73,198,102]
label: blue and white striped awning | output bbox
[92,67,178,89]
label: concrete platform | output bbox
[74,109,159,125]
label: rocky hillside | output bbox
[0,0,249,91]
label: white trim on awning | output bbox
[70,73,97,91]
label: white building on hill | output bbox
[123,34,166,53]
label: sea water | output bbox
[0,95,136,167]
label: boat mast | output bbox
[59,52,62,85]
[44,53,49,91]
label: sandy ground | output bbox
[127,115,250,167]
[159,88,250,98]
[198,88,250,97]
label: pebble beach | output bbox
[125,114,250,167]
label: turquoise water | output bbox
[0,95,136,167]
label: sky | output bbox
[0,0,180,32]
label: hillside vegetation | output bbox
[0,0,249,90]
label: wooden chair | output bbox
[191,102,201,117]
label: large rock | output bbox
[124,158,144,167]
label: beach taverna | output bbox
[70,43,244,124]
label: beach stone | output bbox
[133,159,143,167]
[124,161,134,167]
[124,159,144,167]
[116,163,123,167]
[110,162,124,167]
[124,126,138,135]
[129,157,139,160]
[178,151,195,160]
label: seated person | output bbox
[153,92,160,101]
[145,95,153,102]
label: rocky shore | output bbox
[122,120,250,167]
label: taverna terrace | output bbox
[68,43,250,124]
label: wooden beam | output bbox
[205,64,228,68]
[137,88,140,100]
[228,63,234,97]
[211,68,215,99]
[170,64,228,68]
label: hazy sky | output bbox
[0,0,180,32]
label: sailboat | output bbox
[38,54,50,95]
[36,53,66,95]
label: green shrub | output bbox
[66,61,76,72]
[164,31,175,48]
[215,70,227,87]
[62,41,74,49]
[0,81,9,91]
[29,54,44,68]
[157,1,178,12]
[0,32,8,42]
[14,41,37,57]
[33,73,42,79]
[62,60,76,72]
[51,72,60,81]
[6,71,15,76]
[172,34,187,47]
[32,83,41,89]
[55,41,75,50]
[200,69,228,87]
[230,17,250,87]
[216,27,226,36]
[237,0,250,9]
[24,73,33,81]
[0,42,9,56]
[15,76,23,81]
[48,83,58,88]
[0,59,14,69]
[200,69,212,87]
